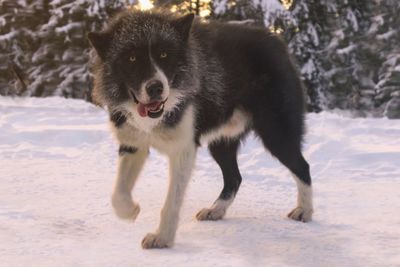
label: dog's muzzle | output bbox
[129,85,168,119]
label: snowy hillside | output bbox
[0,96,399,267]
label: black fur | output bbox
[209,139,242,200]
[110,111,127,128]
[190,22,305,142]
[119,145,138,156]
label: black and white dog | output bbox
[88,10,313,249]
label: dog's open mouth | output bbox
[137,99,167,119]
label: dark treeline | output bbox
[0,0,399,117]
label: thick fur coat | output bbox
[88,10,313,249]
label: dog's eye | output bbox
[160,52,167,59]
[129,55,136,62]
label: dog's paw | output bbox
[196,207,226,221]
[111,193,140,221]
[288,207,313,222]
[141,233,171,249]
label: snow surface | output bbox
[0,96,399,267]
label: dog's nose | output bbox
[145,80,163,100]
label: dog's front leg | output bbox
[142,145,196,249]
[112,145,148,221]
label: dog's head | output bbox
[88,10,195,128]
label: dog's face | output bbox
[88,11,194,124]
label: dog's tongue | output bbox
[137,102,162,117]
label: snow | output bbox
[377,29,396,40]
[0,31,17,42]
[55,22,82,34]
[368,15,384,34]
[256,0,287,27]
[1,96,399,266]
[213,0,229,15]
[346,10,359,32]
[337,44,356,55]
[301,58,316,79]
[307,24,319,46]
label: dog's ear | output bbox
[172,13,195,41]
[87,31,112,60]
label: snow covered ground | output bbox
[0,96,399,267]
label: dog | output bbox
[88,9,313,249]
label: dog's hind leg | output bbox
[196,139,242,221]
[111,145,148,221]
[253,117,313,222]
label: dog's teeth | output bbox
[148,103,164,114]
[156,104,164,112]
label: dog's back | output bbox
[189,21,306,146]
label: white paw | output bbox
[111,192,140,221]
[196,207,226,221]
[288,207,313,222]
[141,233,171,249]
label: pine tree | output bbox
[0,0,136,100]
[320,0,400,117]
[0,0,51,96]
[212,0,400,117]
[284,0,332,112]
[374,0,400,118]
[212,0,263,24]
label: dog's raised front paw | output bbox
[141,233,171,249]
[288,207,313,222]
[196,207,226,221]
[111,193,140,221]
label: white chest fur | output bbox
[112,105,195,155]
[113,106,251,154]
[200,109,251,145]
